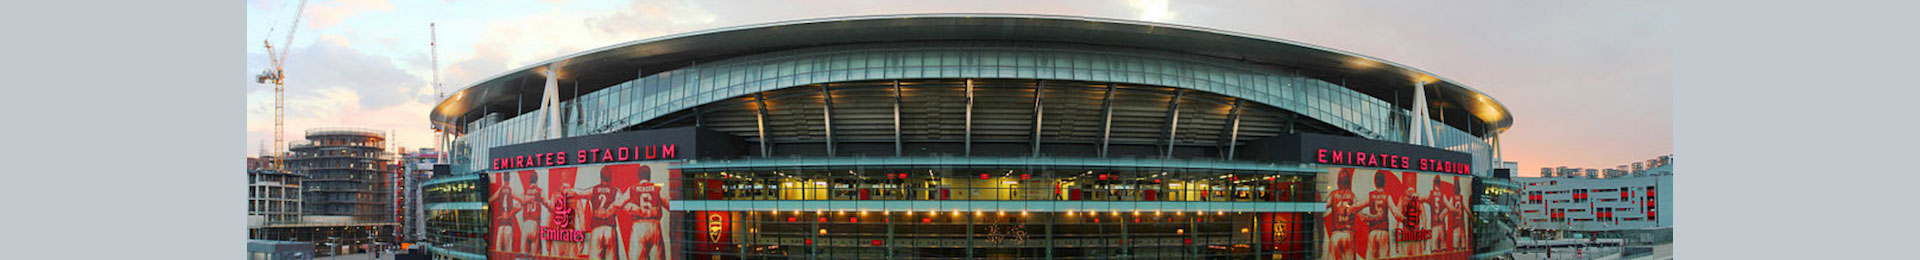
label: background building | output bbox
[1516,155,1673,244]
[252,127,400,256]
[248,167,303,226]
[289,127,394,222]
[1539,154,1672,179]
[425,14,1518,260]
[399,148,442,245]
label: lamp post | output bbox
[324,236,338,260]
[368,233,379,259]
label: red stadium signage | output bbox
[1394,202,1433,241]
[1262,133,1476,175]
[1315,148,1471,175]
[540,195,586,242]
[488,126,738,171]
[493,144,676,170]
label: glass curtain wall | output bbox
[675,166,1317,259]
[680,166,1315,203]
[422,178,487,256]
[450,42,1498,175]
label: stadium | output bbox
[422,14,1519,260]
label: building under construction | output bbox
[249,127,401,256]
[247,167,303,225]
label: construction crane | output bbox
[431,22,447,162]
[256,0,310,171]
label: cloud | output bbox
[1128,0,1177,22]
[306,0,396,30]
[440,0,722,88]
[588,0,717,36]
[247,35,435,156]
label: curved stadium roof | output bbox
[431,13,1512,135]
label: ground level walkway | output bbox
[307,252,395,260]
[1513,243,1672,260]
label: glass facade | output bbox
[422,175,487,260]
[451,43,1497,176]
[679,165,1315,203]
[681,211,1311,259]
[1472,179,1522,258]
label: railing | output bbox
[288,141,387,150]
[304,187,382,193]
[306,127,387,137]
[284,153,394,160]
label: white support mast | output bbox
[1409,80,1435,146]
[538,63,563,140]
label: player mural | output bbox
[1319,167,1472,260]
[489,162,678,260]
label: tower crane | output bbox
[256,0,310,171]
[432,22,447,162]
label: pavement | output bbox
[312,252,394,260]
[1511,243,1672,260]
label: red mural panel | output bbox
[489,162,676,260]
[1319,167,1473,260]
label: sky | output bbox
[245,0,1671,176]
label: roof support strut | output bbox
[1099,84,1116,158]
[1031,80,1045,157]
[821,84,837,157]
[893,80,903,157]
[1220,99,1244,160]
[964,79,974,156]
[537,63,562,140]
[1409,80,1434,146]
[1163,89,1185,159]
[754,92,771,157]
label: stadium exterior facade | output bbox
[423,14,1519,260]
